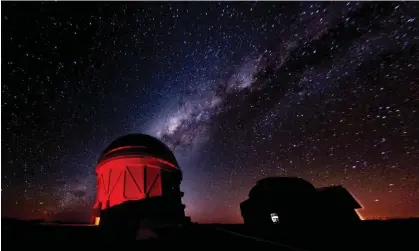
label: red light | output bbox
[92,156,174,212]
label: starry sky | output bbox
[2,2,419,223]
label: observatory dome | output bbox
[240,176,362,227]
[248,177,316,198]
[98,134,179,167]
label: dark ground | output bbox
[2,218,418,250]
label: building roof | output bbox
[316,186,362,209]
[248,177,316,198]
[98,134,179,167]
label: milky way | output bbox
[2,2,419,223]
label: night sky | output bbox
[2,2,419,223]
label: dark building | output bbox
[240,177,362,227]
[316,185,363,223]
[91,134,189,230]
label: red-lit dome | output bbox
[92,134,186,226]
[98,134,179,167]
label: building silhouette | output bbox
[240,177,362,227]
[316,185,363,223]
[91,134,188,229]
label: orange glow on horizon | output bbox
[356,210,365,220]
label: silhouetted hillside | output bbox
[2,217,418,250]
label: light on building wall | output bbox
[270,213,279,224]
[94,217,101,226]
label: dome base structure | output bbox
[99,197,188,229]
